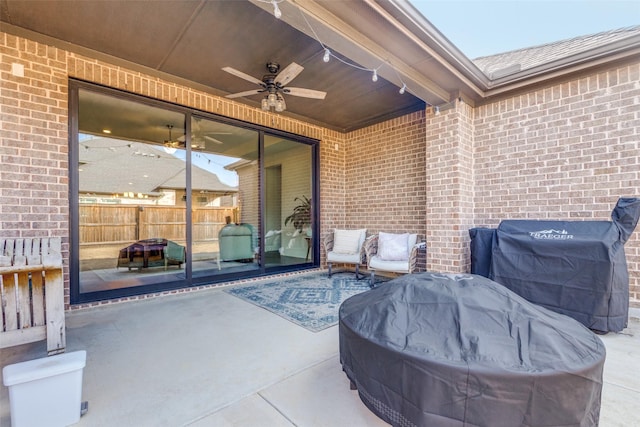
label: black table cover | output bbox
[339,273,605,427]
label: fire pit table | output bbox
[339,272,606,427]
[117,238,167,270]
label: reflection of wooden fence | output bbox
[79,205,238,245]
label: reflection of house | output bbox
[79,138,237,206]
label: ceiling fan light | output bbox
[268,93,278,107]
[261,98,269,111]
[372,69,378,82]
[275,98,285,112]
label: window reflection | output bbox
[190,117,259,278]
[77,90,187,293]
[74,85,316,302]
[264,135,313,267]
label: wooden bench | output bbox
[0,237,66,355]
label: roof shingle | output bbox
[473,25,640,79]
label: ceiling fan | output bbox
[163,119,230,151]
[178,118,230,149]
[223,62,327,112]
[163,124,182,150]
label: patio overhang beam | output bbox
[369,0,489,97]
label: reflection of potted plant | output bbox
[284,195,311,233]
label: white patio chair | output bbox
[365,232,422,287]
[322,229,367,279]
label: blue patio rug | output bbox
[225,272,379,332]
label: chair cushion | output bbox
[333,229,365,254]
[369,255,411,273]
[378,232,410,261]
[327,251,361,264]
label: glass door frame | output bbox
[69,80,319,304]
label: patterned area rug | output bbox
[225,271,376,332]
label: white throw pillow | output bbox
[378,232,410,261]
[333,229,364,254]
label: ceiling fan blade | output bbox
[165,140,184,148]
[285,87,327,100]
[204,135,224,144]
[225,89,262,99]
[222,67,264,86]
[275,62,304,86]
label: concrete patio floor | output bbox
[1,274,639,426]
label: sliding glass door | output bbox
[76,89,188,295]
[189,116,260,279]
[264,135,314,267]
[70,81,317,303]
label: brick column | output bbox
[425,100,475,273]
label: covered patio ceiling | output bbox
[0,0,476,132]
[2,0,638,132]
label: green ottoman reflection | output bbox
[219,223,255,261]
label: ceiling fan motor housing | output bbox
[266,62,280,74]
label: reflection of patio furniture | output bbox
[219,223,256,261]
[264,230,281,253]
[163,240,186,270]
[117,238,171,270]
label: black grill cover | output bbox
[469,227,495,277]
[470,198,640,333]
[339,273,605,427]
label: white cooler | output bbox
[2,350,87,427]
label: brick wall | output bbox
[338,64,639,306]
[318,129,346,265]
[0,33,71,299]
[3,29,639,308]
[345,112,427,240]
[425,101,476,273]
[471,62,640,305]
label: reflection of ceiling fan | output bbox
[187,117,229,148]
[163,119,230,152]
[163,124,182,151]
[223,62,327,112]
